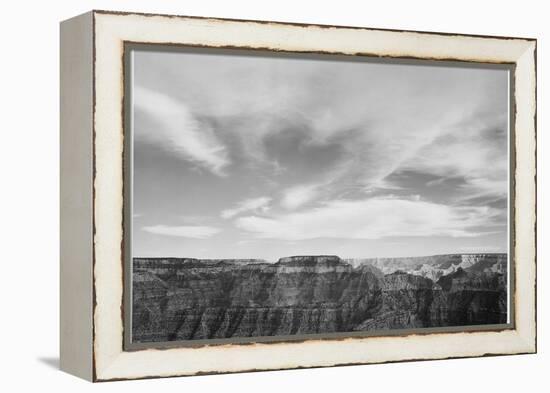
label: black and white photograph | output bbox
[2,0,543,388]
[128,47,511,344]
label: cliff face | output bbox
[345,253,507,281]
[132,255,507,343]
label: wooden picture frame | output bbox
[60,10,536,382]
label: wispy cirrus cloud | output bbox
[133,50,509,258]
[399,114,508,202]
[236,197,500,241]
[134,85,230,176]
[136,51,508,202]
[221,196,272,219]
[280,184,319,210]
[142,225,221,239]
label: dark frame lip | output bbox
[122,40,517,352]
[91,9,538,42]
[124,324,516,352]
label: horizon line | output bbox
[132,251,508,262]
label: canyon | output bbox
[132,254,508,343]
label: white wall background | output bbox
[0,0,545,391]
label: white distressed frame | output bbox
[62,10,537,382]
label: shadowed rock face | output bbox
[132,255,507,343]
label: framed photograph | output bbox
[60,10,537,382]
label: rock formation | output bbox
[344,253,507,281]
[132,254,508,343]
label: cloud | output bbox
[133,51,509,257]
[142,225,221,238]
[235,197,499,240]
[134,86,230,176]
[221,196,272,219]
[280,184,319,209]
[135,50,508,198]
[399,114,508,202]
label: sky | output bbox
[131,47,510,261]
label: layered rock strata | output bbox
[132,254,507,343]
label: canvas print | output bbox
[128,47,510,344]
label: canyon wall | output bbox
[132,254,507,343]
